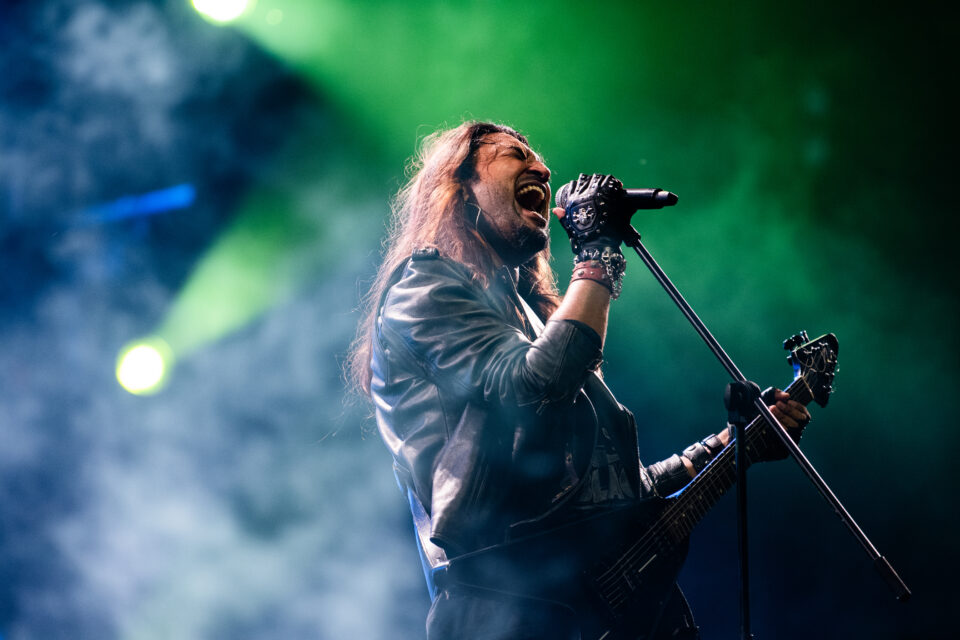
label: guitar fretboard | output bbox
[594,375,812,609]
[666,376,811,539]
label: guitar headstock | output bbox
[783,332,839,407]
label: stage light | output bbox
[192,0,252,23]
[79,183,196,223]
[116,338,174,396]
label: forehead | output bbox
[476,133,543,163]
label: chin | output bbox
[509,226,549,265]
[483,217,549,267]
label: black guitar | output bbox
[439,332,839,640]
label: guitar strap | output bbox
[514,292,546,335]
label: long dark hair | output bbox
[346,121,561,395]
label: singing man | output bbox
[348,121,809,639]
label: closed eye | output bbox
[478,140,538,163]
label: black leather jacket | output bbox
[371,250,701,562]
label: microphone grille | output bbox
[555,181,573,209]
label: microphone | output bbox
[622,188,678,210]
[554,180,575,208]
[554,174,678,248]
[555,176,678,212]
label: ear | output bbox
[464,199,483,231]
[461,183,478,210]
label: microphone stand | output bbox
[619,224,911,637]
[725,379,761,640]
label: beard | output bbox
[477,209,549,267]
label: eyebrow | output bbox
[477,140,542,163]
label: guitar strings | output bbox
[597,381,812,604]
[598,441,753,607]
[595,415,770,607]
[597,379,808,584]
[598,381,815,609]
[595,377,813,607]
[594,347,830,601]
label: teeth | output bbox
[517,184,545,198]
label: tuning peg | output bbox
[783,331,809,352]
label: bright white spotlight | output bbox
[117,339,174,395]
[192,0,252,23]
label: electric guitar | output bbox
[439,332,839,640]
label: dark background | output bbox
[1,1,955,638]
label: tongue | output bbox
[516,188,543,212]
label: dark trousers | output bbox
[426,582,699,640]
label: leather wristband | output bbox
[570,260,613,294]
[681,442,713,474]
[646,454,690,496]
[574,247,626,299]
[682,432,729,474]
[701,433,725,456]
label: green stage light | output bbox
[192,0,253,23]
[116,338,175,396]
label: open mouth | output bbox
[515,182,548,219]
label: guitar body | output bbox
[443,498,690,640]
[439,333,839,640]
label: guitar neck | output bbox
[659,376,813,542]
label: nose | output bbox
[526,158,550,183]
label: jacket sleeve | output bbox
[378,258,602,408]
[641,432,730,497]
[642,455,691,497]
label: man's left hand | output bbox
[768,388,811,431]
